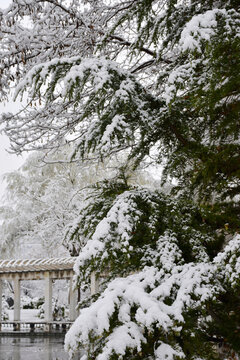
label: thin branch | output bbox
[131,59,155,74]
[109,34,156,57]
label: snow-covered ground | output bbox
[7,309,40,321]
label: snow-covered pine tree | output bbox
[0,0,240,359]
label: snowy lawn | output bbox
[7,309,40,322]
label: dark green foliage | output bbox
[205,291,240,354]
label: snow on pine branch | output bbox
[214,234,240,288]
[14,56,140,104]
[180,9,240,52]
[65,261,218,359]
[154,342,184,360]
[69,185,212,289]
[66,232,240,359]
[161,8,240,104]
[3,56,153,156]
[73,189,148,281]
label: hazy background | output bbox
[0,0,25,201]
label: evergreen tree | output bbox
[0,0,240,359]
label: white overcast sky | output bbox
[0,0,26,202]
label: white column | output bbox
[14,277,21,321]
[90,272,99,296]
[69,276,78,321]
[13,277,21,331]
[0,279,2,331]
[44,272,52,331]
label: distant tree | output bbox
[0,1,240,359]
[0,148,84,257]
[0,147,156,258]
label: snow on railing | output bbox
[0,257,77,273]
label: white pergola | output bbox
[0,257,79,331]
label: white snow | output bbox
[6,309,39,322]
